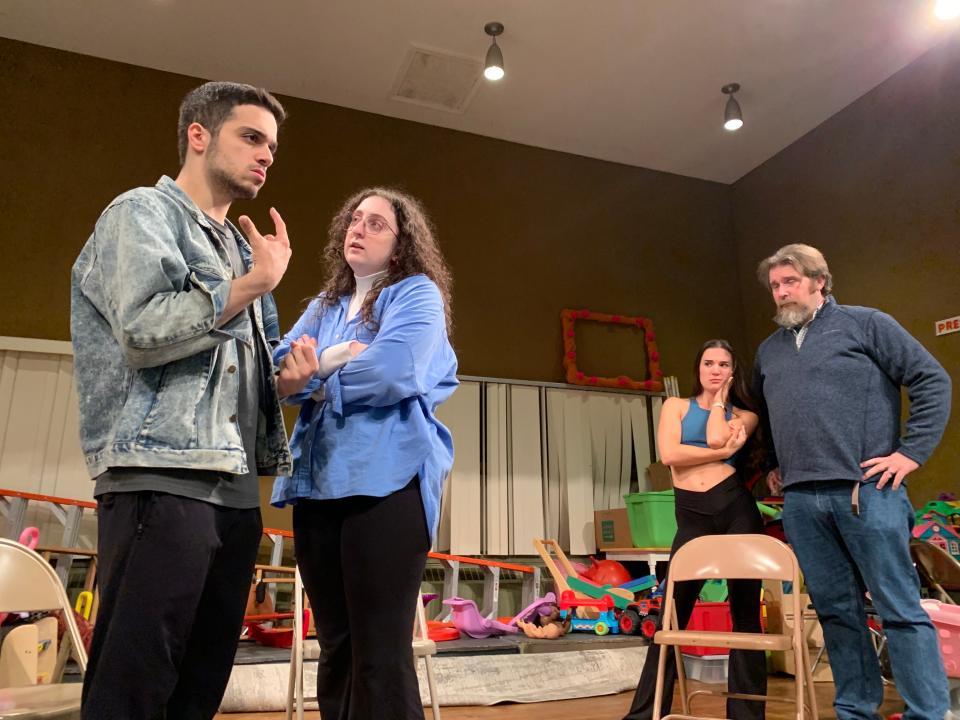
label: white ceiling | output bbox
[1,0,956,183]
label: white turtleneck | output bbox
[316,269,388,378]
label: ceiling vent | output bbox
[390,45,483,114]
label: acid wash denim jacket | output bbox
[70,176,292,479]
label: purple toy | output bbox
[442,592,558,639]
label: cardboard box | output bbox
[764,582,832,681]
[646,462,673,492]
[594,508,632,549]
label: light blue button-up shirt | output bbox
[271,274,458,540]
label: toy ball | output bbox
[581,557,631,587]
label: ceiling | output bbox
[1,0,956,183]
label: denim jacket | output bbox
[70,176,292,478]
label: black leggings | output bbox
[624,474,767,720]
[293,477,430,720]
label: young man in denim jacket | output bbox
[71,81,294,719]
[753,244,951,720]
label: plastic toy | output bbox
[618,595,663,638]
[245,608,311,649]
[920,600,959,678]
[517,608,570,639]
[580,557,631,587]
[618,579,666,637]
[17,527,39,550]
[919,501,960,526]
[558,590,620,635]
[913,520,960,562]
[441,599,519,638]
[567,575,634,610]
[425,621,460,642]
[74,591,94,620]
[620,575,657,593]
[442,592,560,639]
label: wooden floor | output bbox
[216,676,903,719]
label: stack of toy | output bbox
[912,494,960,562]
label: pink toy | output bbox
[442,598,518,638]
[443,592,558,639]
[18,527,39,550]
[921,599,960,678]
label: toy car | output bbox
[618,595,662,638]
[558,590,620,636]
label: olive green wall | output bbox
[0,37,741,384]
[732,34,960,504]
[2,33,956,517]
[0,38,742,528]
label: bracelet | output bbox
[712,402,726,409]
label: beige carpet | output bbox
[219,645,648,712]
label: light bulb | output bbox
[934,0,960,20]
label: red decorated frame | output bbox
[561,309,663,392]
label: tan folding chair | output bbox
[0,537,88,718]
[286,566,441,720]
[652,534,818,720]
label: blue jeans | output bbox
[782,481,948,720]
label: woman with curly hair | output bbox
[271,188,457,720]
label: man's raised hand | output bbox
[238,207,291,294]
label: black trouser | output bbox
[624,474,767,720]
[293,477,430,720]
[82,491,262,720]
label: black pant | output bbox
[624,474,767,720]
[293,478,430,720]
[82,491,262,720]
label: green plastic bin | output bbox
[624,490,678,548]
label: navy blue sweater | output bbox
[753,297,951,489]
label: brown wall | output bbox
[732,34,960,504]
[4,33,954,515]
[0,37,742,385]
[0,38,743,527]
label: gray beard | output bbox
[774,303,813,329]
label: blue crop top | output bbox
[680,398,738,466]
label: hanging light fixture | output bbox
[934,0,960,20]
[722,83,743,131]
[484,22,505,81]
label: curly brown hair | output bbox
[315,187,453,334]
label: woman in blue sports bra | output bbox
[624,339,767,720]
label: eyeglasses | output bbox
[347,212,398,237]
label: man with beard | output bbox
[752,244,950,720]
[71,82,293,719]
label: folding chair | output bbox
[0,537,88,718]
[285,566,441,720]
[651,534,818,720]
